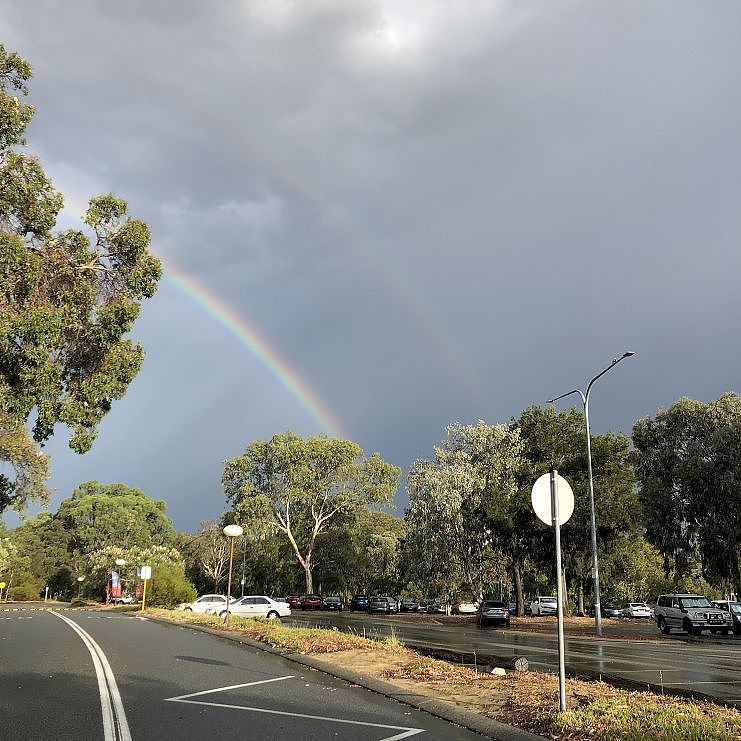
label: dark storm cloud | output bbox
[2,1,741,530]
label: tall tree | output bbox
[633,393,741,594]
[223,432,400,593]
[405,422,524,603]
[0,44,161,515]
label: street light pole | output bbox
[548,351,635,636]
[223,525,244,626]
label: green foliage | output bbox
[223,432,400,593]
[146,562,196,608]
[633,393,741,593]
[0,45,161,515]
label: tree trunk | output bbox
[578,579,585,616]
[513,559,525,616]
[561,567,570,616]
[304,562,313,594]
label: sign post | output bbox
[532,469,574,712]
[0,582,5,601]
[139,565,151,611]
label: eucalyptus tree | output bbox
[405,422,524,604]
[0,44,161,515]
[633,393,741,594]
[223,432,400,593]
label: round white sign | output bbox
[531,472,574,527]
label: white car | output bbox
[623,602,652,619]
[221,595,291,620]
[529,596,557,616]
[454,601,479,615]
[112,595,134,605]
[177,594,227,613]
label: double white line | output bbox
[53,611,132,741]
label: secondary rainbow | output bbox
[165,264,345,438]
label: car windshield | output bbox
[679,597,711,608]
[541,598,556,604]
[730,604,741,614]
[483,602,505,608]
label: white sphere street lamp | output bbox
[77,575,85,599]
[223,525,244,626]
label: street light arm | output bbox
[585,352,635,404]
[547,389,586,405]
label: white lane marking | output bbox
[165,679,424,740]
[165,675,293,701]
[52,611,132,741]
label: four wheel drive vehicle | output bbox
[623,602,652,619]
[221,595,291,620]
[655,594,734,635]
[711,600,741,635]
[112,595,134,605]
[477,600,510,626]
[323,596,343,611]
[349,594,370,612]
[300,594,324,610]
[177,594,227,613]
[399,597,419,612]
[529,596,557,616]
[368,596,395,614]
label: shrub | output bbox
[146,563,196,608]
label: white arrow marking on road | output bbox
[164,676,424,740]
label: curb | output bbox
[134,614,545,740]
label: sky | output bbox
[2,1,740,533]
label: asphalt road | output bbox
[0,605,486,740]
[285,611,741,706]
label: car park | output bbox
[477,600,510,627]
[529,596,557,616]
[323,596,343,611]
[300,594,324,610]
[349,594,369,612]
[399,597,419,613]
[655,593,733,635]
[711,600,741,635]
[222,595,291,620]
[176,594,227,613]
[368,596,395,614]
[623,602,652,619]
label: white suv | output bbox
[655,594,733,636]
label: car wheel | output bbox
[267,610,279,620]
[184,607,192,612]
[721,628,730,635]
[658,617,670,634]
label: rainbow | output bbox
[163,264,346,438]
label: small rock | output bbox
[490,667,506,676]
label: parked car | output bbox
[112,595,134,605]
[655,594,733,635]
[285,595,301,610]
[385,596,399,613]
[349,594,370,612]
[368,596,395,614]
[711,600,741,635]
[176,594,227,613]
[425,601,446,614]
[222,595,290,620]
[300,594,324,610]
[529,596,557,616]
[453,601,479,615]
[601,602,624,618]
[623,602,652,619]
[323,596,343,611]
[399,597,419,613]
[477,600,510,627]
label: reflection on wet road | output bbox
[286,612,741,706]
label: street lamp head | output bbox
[77,576,85,582]
[623,351,635,357]
[115,558,126,566]
[223,524,244,538]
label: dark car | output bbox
[368,596,395,614]
[285,595,301,610]
[400,597,419,613]
[425,601,446,614]
[349,594,369,612]
[587,602,622,618]
[712,600,741,634]
[300,594,324,610]
[323,596,343,611]
[477,600,510,627]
